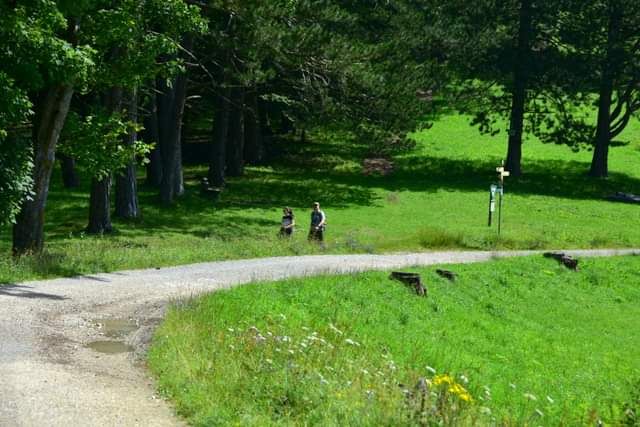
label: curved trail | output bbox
[1,249,638,426]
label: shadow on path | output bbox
[0,284,69,301]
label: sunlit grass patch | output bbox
[149,255,640,425]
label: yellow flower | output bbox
[433,374,454,386]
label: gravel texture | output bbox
[1,249,638,426]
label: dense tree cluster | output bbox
[1,0,638,255]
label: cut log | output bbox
[436,269,457,281]
[390,272,427,296]
[543,252,579,271]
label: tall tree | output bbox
[526,0,640,177]
[4,2,93,254]
[505,0,533,176]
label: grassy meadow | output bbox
[2,115,640,283]
[148,255,640,426]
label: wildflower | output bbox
[546,395,554,404]
[329,323,343,335]
[535,408,544,417]
[345,338,360,346]
[459,374,469,384]
[275,348,281,353]
[300,342,308,348]
[228,344,235,350]
[227,327,235,333]
[265,358,273,364]
[388,361,397,371]
[433,374,454,386]
[426,366,436,375]
[288,349,295,355]
[278,313,286,320]
[524,393,537,401]
[361,369,369,375]
[365,390,375,399]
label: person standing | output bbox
[308,202,326,242]
[279,207,295,237]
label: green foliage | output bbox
[0,136,33,226]
[148,255,640,425]
[59,110,148,179]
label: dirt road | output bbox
[1,249,637,426]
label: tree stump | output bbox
[543,252,579,271]
[436,269,457,281]
[390,272,427,296]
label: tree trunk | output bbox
[59,153,80,188]
[143,87,162,187]
[226,87,245,177]
[115,88,140,219]
[12,85,74,256]
[208,87,231,187]
[243,89,263,164]
[589,4,622,178]
[86,87,122,232]
[156,71,188,204]
[87,176,113,234]
[505,0,533,177]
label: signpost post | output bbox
[488,162,510,235]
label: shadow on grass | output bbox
[8,135,639,246]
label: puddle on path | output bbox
[94,318,138,338]
[85,340,133,354]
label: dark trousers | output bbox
[308,227,324,242]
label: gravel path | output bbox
[1,249,638,426]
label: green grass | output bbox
[2,114,640,283]
[148,255,640,426]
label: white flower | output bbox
[459,374,469,384]
[329,323,344,335]
[426,366,436,374]
[361,369,369,375]
[265,358,273,364]
[227,327,235,333]
[288,349,295,355]
[524,393,537,401]
[278,313,286,320]
[535,408,544,417]
[546,395,554,404]
[345,338,360,346]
